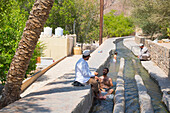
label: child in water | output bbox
[113,51,117,62]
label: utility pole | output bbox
[99,0,104,45]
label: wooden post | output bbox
[99,0,104,45]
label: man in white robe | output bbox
[74,50,105,99]
[138,43,150,61]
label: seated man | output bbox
[99,68,114,98]
[138,43,150,61]
[74,50,105,99]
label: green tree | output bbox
[74,0,99,43]
[0,0,12,26]
[130,0,170,39]
[17,0,35,18]
[103,10,134,37]
[46,0,76,34]
[0,0,54,108]
[45,0,100,43]
[0,0,44,84]
[0,0,26,84]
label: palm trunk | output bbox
[0,0,54,109]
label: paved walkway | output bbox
[0,38,116,113]
[123,37,170,111]
[21,55,81,97]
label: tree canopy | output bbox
[103,10,134,37]
[130,0,170,39]
[0,0,43,84]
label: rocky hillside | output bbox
[103,0,132,16]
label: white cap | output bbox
[83,50,90,56]
[139,43,144,46]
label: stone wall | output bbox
[145,40,170,78]
[135,35,170,78]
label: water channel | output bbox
[90,38,169,113]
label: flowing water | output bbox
[90,38,169,113]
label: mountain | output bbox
[103,0,131,16]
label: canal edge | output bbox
[113,58,125,113]
[132,59,154,113]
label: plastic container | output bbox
[37,57,41,63]
[55,27,63,36]
[44,27,52,36]
[73,47,81,55]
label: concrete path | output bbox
[123,37,170,112]
[21,55,81,97]
[0,38,116,113]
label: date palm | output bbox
[0,0,54,108]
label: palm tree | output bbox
[0,0,54,108]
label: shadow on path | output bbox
[25,85,90,97]
[0,97,51,113]
[25,71,90,97]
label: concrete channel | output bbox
[0,37,169,113]
[124,37,170,112]
[132,59,154,113]
[113,58,125,113]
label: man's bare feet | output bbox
[98,95,106,100]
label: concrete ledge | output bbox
[72,89,93,113]
[162,92,170,112]
[123,38,140,56]
[0,72,92,113]
[135,75,154,113]
[132,59,153,113]
[21,56,66,93]
[113,58,125,113]
[123,37,170,112]
[141,61,170,112]
[0,38,116,113]
[88,38,116,75]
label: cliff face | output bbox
[103,0,131,16]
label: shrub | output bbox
[103,10,134,37]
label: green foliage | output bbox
[46,0,76,33]
[130,0,170,38]
[141,22,160,38]
[0,0,99,84]
[103,10,134,37]
[167,27,170,38]
[26,42,44,77]
[86,20,100,42]
[16,0,35,18]
[0,0,44,84]
[45,0,99,43]
[0,0,12,27]
[74,0,99,43]
[0,28,18,84]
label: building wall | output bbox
[39,34,76,61]
[135,35,146,45]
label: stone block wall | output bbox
[145,40,170,78]
[135,35,170,78]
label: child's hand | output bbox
[94,72,98,76]
[95,76,99,80]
